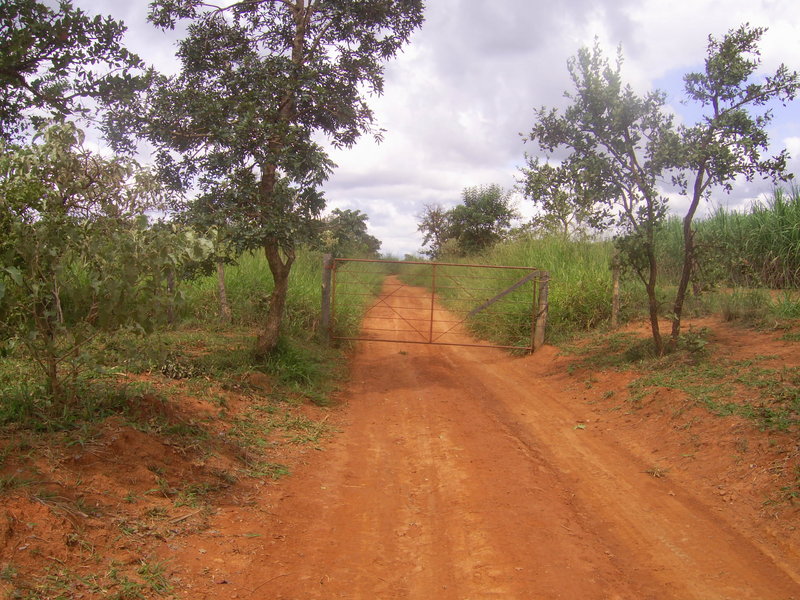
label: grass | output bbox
[3,560,173,600]
[398,186,799,349]
[397,235,621,347]
[568,328,800,432]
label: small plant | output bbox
[645,466,669,478]
[174,482,217,508]
[244,461,290,480]
[137,560,172,595]
[145,506,169,519]
[107,566,147,600]
[0,563,17,582]
[0,474,33,494]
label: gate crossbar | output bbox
[321,256,549,353]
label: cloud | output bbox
[76,0,800,256]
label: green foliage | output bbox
[403,234,618,346]
[522,26,799,354]
[657,188,800,290]
[417,203,451,259]
[314,209,381,258]
[110,0,423,355]
[481,235,619,344]
[0,122,210,402]
[0,0,144,141]
[520,158,601,239]
[448,185,519,255]
[667,25,800,347]
[522,40,675,353]
[417,184,518,258]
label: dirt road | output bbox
[170,277,800,599]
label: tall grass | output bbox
[657,187,800,289]
[484,236,628,344]
[399,236,625,345]
[180,248,385,339]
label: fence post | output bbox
[532,273,549,351]
[320,254,333,344]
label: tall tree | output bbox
[317,208,381,258]
[520,157,598,239]
[522,27,799,355]
[112,0,424,358]
[523,42,682,355]
[0,0,143,140]
[0,122,192,401]
[667,25,799,349]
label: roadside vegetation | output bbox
[419,186,800,346]
[1,1,420,595]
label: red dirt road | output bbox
[168,278,800,599]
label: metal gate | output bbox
[320,256,549,353]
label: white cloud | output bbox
[77,0,800,256]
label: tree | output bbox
[520,157,598,239]
[0,122,208,401]
[417,203,450,259]
[0,0,143,141]
[449,185,519,255]
[667,25,799,349]
[522,41,683,355]
[317,208,381,258]
[522,28,799,355]
[112,0,424,358]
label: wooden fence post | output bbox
[532,272,549,351]
[320,254,333,344]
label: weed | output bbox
[0,563,17,581]
[175,483,218,508]
[244,461,290,480]
[107,566,147,600]
[645,466,669,478]
[137,560,172,595]
[145,506,169,519]
[0,474,33,494]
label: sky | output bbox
[81,0,800,257]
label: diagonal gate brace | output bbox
[466,271,541,319]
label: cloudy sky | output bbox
[82,0,800,256]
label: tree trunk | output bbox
[645,239,663,356]
[669,168,706,351]
[669,222,696,350]
[610,252,620,329]
[216,260,232,324]
[255,241,295,359]
[251,4,306,359]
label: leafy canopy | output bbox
[0,0,143,141]
[0,122,207,399]
[111,0,424,252]
[110,0,424,355]
[417,185,518,258]
[521,25,799,354]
